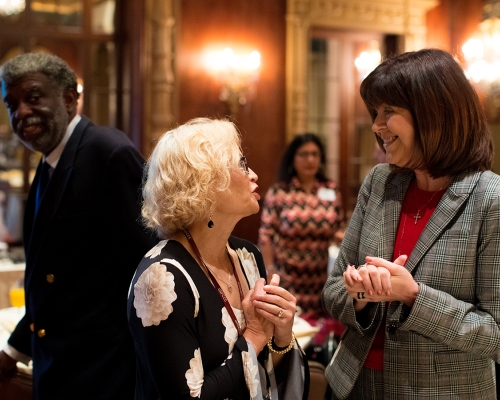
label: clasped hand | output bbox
[343,255,419,308]
[242,275,296,352]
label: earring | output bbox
[208,214,214,228]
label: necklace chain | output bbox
[412,180,447,224]
[399,179,449,256]
[181,229,244,336]
[206,264,233,293]
[398,213,408,257]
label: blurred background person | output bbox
[258,133,344,328]
[323,49,500,399]
[128,118,306,399]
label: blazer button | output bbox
[37,329,46,338]
[387,323,397,335]
[46,274,55,283]
[30,323,34,332]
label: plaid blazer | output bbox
[322,164,500,399]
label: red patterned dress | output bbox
[258,177,343,313]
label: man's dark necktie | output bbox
[35,162,52,215]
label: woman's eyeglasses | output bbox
[296,151,320,159]
[239,156,249,174]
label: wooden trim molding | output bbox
[286,0,439,141]
[143,0,178,157]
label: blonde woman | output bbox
[127,118,307,399]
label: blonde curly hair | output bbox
[142,118,243,238]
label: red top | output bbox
[363,180,447,370]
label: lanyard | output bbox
[182,229,244,336]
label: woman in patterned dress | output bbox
[258,133,344,320]
[127,118,307,399]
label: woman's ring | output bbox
[357,292,365,299]
[277,308,284,318]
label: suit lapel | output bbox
[404,171,482,276]
[24,116,91,261]
[381,170,413,262]
[23,162,41,251]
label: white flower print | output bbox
[236,248,259,288]
[145,240,168,258]
[241,351,259,398]
[221,306,246,353]
[133,262,177,327]
[185,348,204,398]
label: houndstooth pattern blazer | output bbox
[322,163,500,399]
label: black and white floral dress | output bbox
[127,236,307,400]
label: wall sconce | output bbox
[462,0,500,89]
[0,0,25,16]
[206,47,261,116]
[354,40,381,81]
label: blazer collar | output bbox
[385,169,483,276]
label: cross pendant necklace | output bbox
[412,178,448,224]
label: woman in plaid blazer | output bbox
[322,49,500,399]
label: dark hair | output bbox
[360,48,493,177]
[278,132,327,184]
[0,52,79,96]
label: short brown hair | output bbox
[360,48,493,177]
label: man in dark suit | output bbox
[0,53,156,399]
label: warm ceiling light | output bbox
[462,1,500,86]
[0,0,25,16]
[354,40,381,81]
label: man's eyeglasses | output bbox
[239,156,249,174]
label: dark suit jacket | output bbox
[8,115,156,400]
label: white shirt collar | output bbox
[44,114,82,168]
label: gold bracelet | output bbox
[267,332,296,355]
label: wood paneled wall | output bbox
[177,0,287,244]
[426,0,485,56]
[175,0,486,244]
